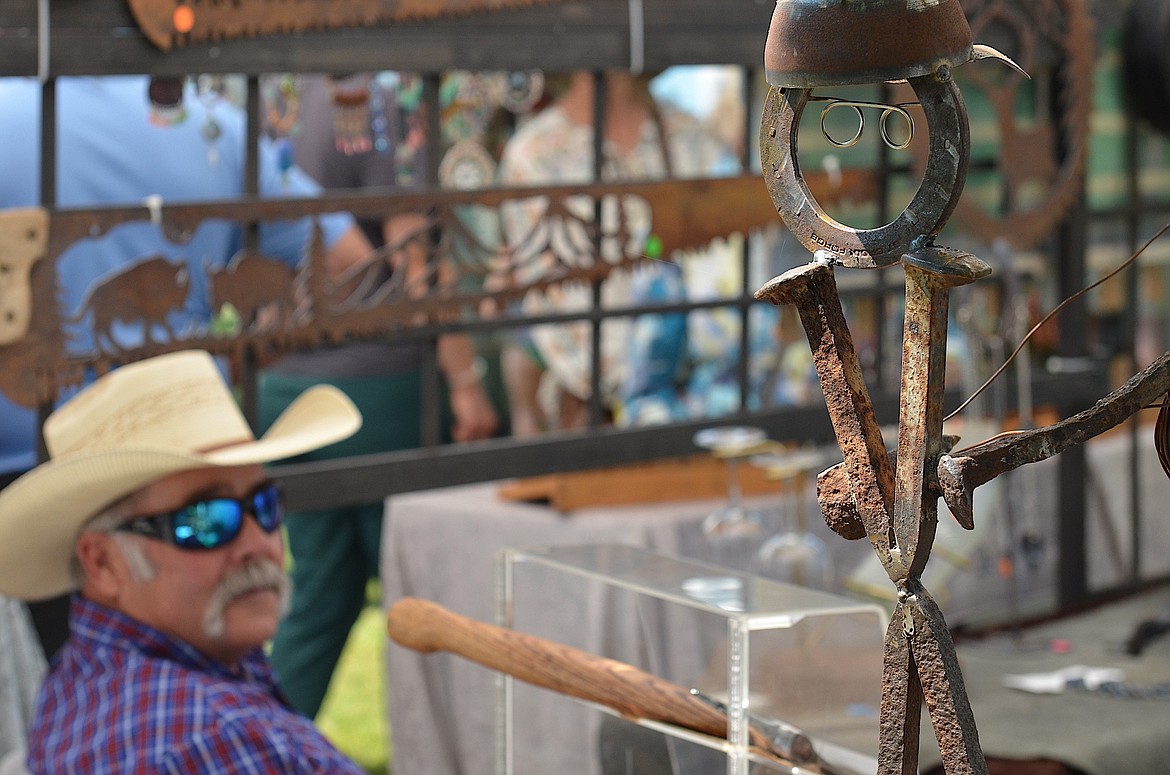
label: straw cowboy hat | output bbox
[0,349,362,601]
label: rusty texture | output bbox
[816,433,962,542]
[916,0,1096,249]
[879,612,923,775]
[939,348,1170,528]
[0,174,776,408]
[127,0,571,50]
[756,260,895,562]
[763,0,973,88]
[900,585,986,775]
[880,585,987,775]
[816,465,868,541]
[1158,392,1170,481]
[760,72,970,269]
[758,61,989,771]
[752,2,1130,773]
[890,248,990,581]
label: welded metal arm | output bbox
[938,349,1170,528]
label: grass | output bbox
[315,603,393,775]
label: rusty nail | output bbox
[889,247,990,581]
[757,258,897,566]
[939,349,1170,528]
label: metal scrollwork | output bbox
[912,0,1096,249]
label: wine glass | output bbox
[750,447,834,589]
[692,426,768,541]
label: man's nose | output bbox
[232,510,282,558]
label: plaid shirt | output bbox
[28,596,365,774]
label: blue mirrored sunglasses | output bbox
[113,483,284,550]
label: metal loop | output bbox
[880,105,915,150]
[812,97,918,151]
[819,102,864,148]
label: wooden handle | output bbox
[386,597,816,766]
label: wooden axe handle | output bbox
[386,596,815,766]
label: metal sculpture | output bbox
[0,173,781,408]
[916,0,1097,250]
[125,0,572,50]
[755,1,1011,772]
[756,1,1170,773]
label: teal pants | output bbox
[260,368,423,718]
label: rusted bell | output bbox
[764,0,974,87]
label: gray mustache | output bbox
[202,560,291,639]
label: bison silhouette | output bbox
[208,249,300,334]
[68,255,189,353]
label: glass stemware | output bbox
[692,426,768,541]
[750,446,834,589]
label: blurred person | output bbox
[0,350,366,774]
[260,72,498,718]
[496,69,768,434]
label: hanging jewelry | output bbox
[369,73,394,155]
[263,74,302,139]
[500,70,545,114]
[196,75,225,166]
[438,139,497,190]
[395,75,426,186]
[262,74,302,179]
[330,74,373,155]
[441,71,494,145]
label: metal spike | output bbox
[971,44,1031,79]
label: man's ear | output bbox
[74,532,127,600]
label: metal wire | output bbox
[809,96,917,150]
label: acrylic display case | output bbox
[495,543,888,775]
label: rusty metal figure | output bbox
[756,1,1013,772]
[756,1,1170,773]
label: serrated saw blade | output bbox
[127,0,570,50]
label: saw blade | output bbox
[127,0,570,50]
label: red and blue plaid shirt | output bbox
[28,596,366,774]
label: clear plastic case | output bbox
[496,543,888,775]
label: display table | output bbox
[379,433,1169,775]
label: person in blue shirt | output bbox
[0,74,372,476]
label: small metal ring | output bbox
[879,105,915,150]
[820,102,864,148]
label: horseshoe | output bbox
[760,71,970,268]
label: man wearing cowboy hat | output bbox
[0,350,368,774]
